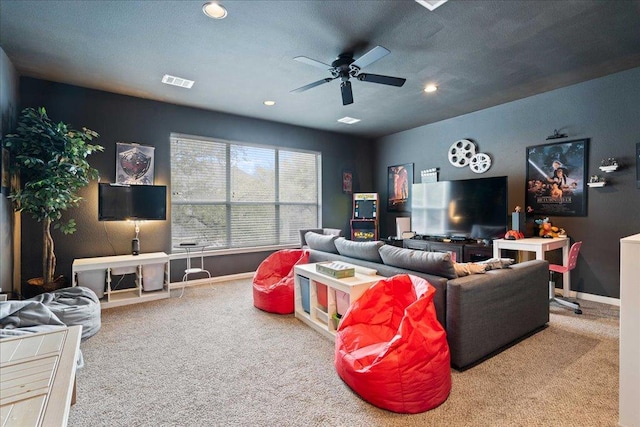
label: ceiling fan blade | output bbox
[293,56,332,70]
[351,45,390,69]
[341,81,353,105]
[290,77,335,93]
[357,73,406,87]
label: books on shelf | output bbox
[316,262,356,279]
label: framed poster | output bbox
[116,142,155,185]
[526,139,589,217]
[387,163,413,212]
[342,170,353,194]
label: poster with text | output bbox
[526,139,588,217]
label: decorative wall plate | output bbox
[470,153,491,173]
[448,139,476,167]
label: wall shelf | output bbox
[599,165,618,173]
[587,182,606,187]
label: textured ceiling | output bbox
[1,0,640,138]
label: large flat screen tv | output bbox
[411,176,508,240]
[98,183,167,221]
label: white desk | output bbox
[0,326,82,427]
[493,237,570,297]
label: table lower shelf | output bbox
[100,289,170,309]
[295,309,337,340]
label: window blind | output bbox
[170,134,321,250]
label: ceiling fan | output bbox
[291,45,406,106]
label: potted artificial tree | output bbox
[3,107,103,292]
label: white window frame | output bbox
[170,133,322,254]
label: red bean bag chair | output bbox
[253,249,309,314]
[335,274,451,413]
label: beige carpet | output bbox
[68,279,619,427]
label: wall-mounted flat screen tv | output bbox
[411,176,508,240]
[98,183,167,221]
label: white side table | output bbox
[174,244,212,297]
[293,263,385,340]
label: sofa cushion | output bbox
[379,245,457,279]
[334,238,384,263]
[304,232,339,253]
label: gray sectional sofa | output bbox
[302,232,550,370]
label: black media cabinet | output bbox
[403,239,493,263]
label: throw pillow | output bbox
[378,245,457,279]
[477,257,515,270]
[334,238,384,263]
[305,232,339,254]
[453,262,488,277]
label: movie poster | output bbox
[526,139,588,217]
[387,163,413,212]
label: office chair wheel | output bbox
[575,308,583,315]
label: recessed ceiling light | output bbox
[162,74,194,89]
[337,116,361,124]
[263,100,276,106]
[424,84,438,93]
[202,2,228,19]
[414,0,448,11]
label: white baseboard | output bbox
[572,291,620,307]
[169,272,254,289]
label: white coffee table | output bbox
[0,326,82,426]
[293,263,385,340]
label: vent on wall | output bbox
[162,74,195,89]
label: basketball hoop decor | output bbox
[116,142,155,185]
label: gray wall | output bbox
[17,78,374,284]
[0,48,19,295]
[375,66,640,299]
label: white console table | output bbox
[72,252,170,308]
[293,263,385,340]
[493,237,570,297]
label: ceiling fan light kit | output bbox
[291,45,407,106]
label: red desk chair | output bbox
[549,241,582,314]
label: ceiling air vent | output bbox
[162,74,194,89]
[415,0,448,11]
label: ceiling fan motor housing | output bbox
[331,54,357,78]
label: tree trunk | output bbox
[42,218,56,285]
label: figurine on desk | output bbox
[535,217,563,238]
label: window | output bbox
[170,134,321,250]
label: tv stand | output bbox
[72,252,170,308]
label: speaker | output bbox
[132,238,140,256]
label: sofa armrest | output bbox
[446,260,549,369]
